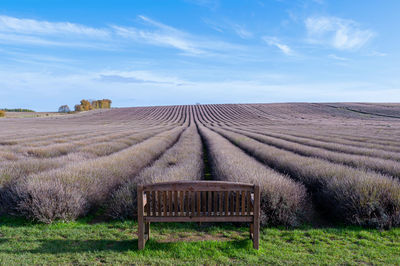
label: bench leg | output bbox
[145,222,150,242]
[138,218,145,250]
[253,220,259,249]
[253,185,260,250]
[138,185,145,250]
[250,223,253,240]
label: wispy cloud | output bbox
[202,18,252,39]
[183,0,219,10]
[262,36,293,55]
[305,16,375,50]
[311,0,324,4]
[0,15,109,37]
[368,51,387,57]
[0,15,114,49]
[328,54,349,61]
[97,70,184,85]
[112,18,205,55]
[114,15,244,56]
[0,14,242,56]
[231,24,253,39]
[0,32,113,49]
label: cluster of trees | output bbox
[75,99,112,112]
[58,99,112,113]
[0,110,5,117]
[91,99,112,109]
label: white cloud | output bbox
[368,51,387,57]
[202,18,252,39]
[231,24,253,39]
[263,36,293,55]
[183,0,219,10]
[97,70,184,85]
[0,15,109,38]
[137,15,180,34]
[113,15,244,56]
[0,32,113,49]
[0,14,244,56]
[0,15,114,49]
[305,16,375,50]
[328,54,349,61]
[112,24,205,55]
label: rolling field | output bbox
[0,103,400,264]
[1,103,400,226]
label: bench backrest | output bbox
[137,181,259,218]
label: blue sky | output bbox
[0,0,399,111]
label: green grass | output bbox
[0,216,399,265]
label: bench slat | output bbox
[152,191,156,216]
[158,191,162,216]
[247,191,251,215]
[218,192,222,216]
[230,191,234,216]
[168,191,172,216]
[241,191,245,216]
[185,191,190,217]
[225,191,229,216]
[178,191,182,216]
[200,191,207,213]
[163,191,167,216]
[213,191,218,216]
[207,191,212,216]
[191,191,196,216]
[146,191,150,216]
[197,191,201,216]
[172,191,176,216]
[236,191,240,215]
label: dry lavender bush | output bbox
[1,103,400,228]
[196,121,306,227]
[107,122,203,219]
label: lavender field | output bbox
[1,103,400,228]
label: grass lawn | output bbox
[0,216,399,265]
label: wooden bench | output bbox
[137,181,260,250]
